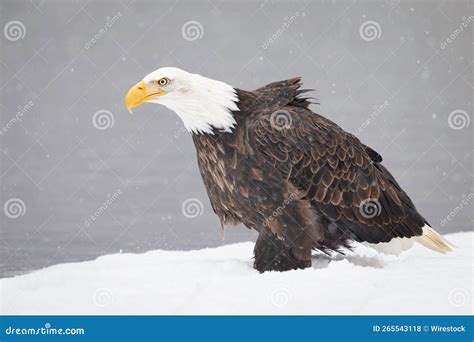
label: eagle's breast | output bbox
[192,124,253,227]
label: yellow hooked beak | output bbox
[125,80,167,113]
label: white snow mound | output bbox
[1,232,472,315]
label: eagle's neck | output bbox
[158,75,240,135]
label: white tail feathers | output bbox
[414,224,454,254]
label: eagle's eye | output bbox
[157,78,170,86]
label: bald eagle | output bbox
[126,67,452,273]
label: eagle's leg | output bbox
[253,229,312,273]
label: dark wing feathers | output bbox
[252,77,317,109]
[246,79,425,248]
[365,145,383,163]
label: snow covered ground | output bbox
[1,232,472,315]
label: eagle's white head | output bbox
[126,67,239,134]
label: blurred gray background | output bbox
[1,0,472,277]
